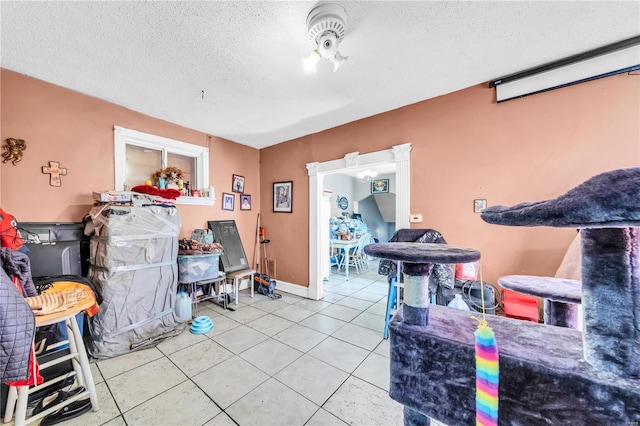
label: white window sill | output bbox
[175,196,217,206]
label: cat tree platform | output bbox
[389,305,640,425]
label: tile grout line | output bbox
[96,266,391,426]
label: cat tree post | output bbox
[364,242,481,425]
[581,227,640,377]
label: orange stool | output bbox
[3,293,100,426]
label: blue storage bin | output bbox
[178,253,221,283]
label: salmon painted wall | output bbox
[0,69,260,263]
[260,74,640,287]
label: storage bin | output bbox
[502,289,539,322]
[177,253,221,283]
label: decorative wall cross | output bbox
[42,161,67,187]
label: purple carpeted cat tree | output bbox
[365,167,640,425]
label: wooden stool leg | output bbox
[3,385,17,423]
[13,386,29,426]
[65,318,85,388]
[69,315,99,411]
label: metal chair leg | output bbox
[383,279,398,339]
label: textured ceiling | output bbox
[2,1,638,149]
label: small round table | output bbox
[364,242,480,326]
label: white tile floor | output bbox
[72,267,408,425]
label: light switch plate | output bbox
[410,213,423,223]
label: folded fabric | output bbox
[24,289,89,316]
[0,248,38,296]
[179,239,224,253]
[152,197,176,205]
[4,345,43,387]
[131,185,182,200]
[44,282,99,317]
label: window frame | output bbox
[114,125,214,206]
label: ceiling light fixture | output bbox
[357,169,378,182]
[303,3,348,73]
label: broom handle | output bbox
[255,213,261,273]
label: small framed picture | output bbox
[232,174,245,193]
[273,181,293,213]
[222,192,235,211]
[240,194,252,210]
[371,179,389,194]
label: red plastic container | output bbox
[502,289,539,323]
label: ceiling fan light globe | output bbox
[331,51,348,72]
[303,50,321,73]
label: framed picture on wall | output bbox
[273,181,293,213]
[222,192,235,211]
[240,194,252,210]
[371,178,389,194]
[232,174,245,193]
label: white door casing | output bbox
[307,143,411,300]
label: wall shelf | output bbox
[175,196,216,206]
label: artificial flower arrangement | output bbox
[153,166,184,183]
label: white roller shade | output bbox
[494,40,640,102]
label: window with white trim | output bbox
[114,126,213,205]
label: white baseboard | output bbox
[237,277,310,299]
[274,280,310,298]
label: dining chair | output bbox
[329,240,342,272]
[343,234,369,275]
[359,233,376,268]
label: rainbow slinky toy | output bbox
[475,322,499,426]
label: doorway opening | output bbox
[306,143,411,300]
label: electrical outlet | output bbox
[474,199,487,213]
[410,213,423,223]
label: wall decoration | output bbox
[232,174,245,193]
[371,178,389,194]
[222,192,235,211]
[273,181,293,213]
[240,194,252,210]
[2,138,27,165]
[337,196,349,210]
[42,161,67,187]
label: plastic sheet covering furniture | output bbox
[85,205,185,359]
